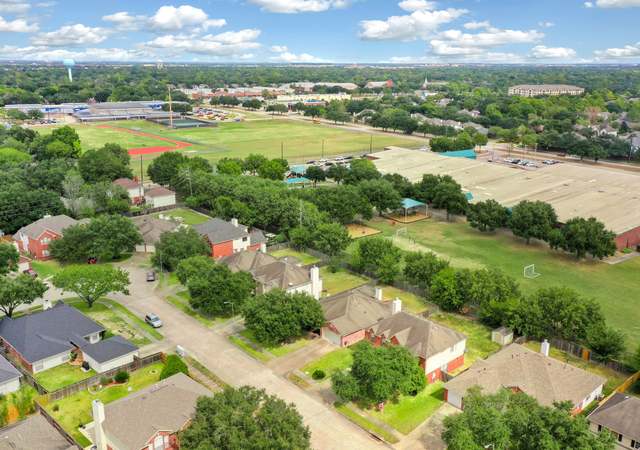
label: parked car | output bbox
[146,271,156,282]
[145,313,163,328]
[23,268,38,278]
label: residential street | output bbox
[112,257,387,450]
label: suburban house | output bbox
[319,286,393,347]
[443,343,605,412]
[13,214,78,260]
[132,216,180,253]
[368,312,467,383]
[144,186,176,209]
[0,302,139,374]
[221,250,323,299]
[0,354,20,395]
[113,178,143,204]
[0,413,77,450]
[588,393,640,450]
[194,218,266,259]
[89,372,211,450]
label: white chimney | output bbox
[310,266,322,300]
[540,339,550,357]
[374,287,383,302]
[231,218,239,227]
[392,298,402,314]
[259,243,267,253]
[42,298,52,311]
[92,399,107,450]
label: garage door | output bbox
[322,328,341,346]
[446,389,463,409]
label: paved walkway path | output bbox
[113,258,386,450]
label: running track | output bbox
[96,124,193,155]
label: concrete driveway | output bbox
[112,256,386,450]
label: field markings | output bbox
[95,124,193,155]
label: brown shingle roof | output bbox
[221,251,310,290]
[444,344,605,407]
[588,393,640,441]
[101,373,211,449]
[113,178,141,190]
[370,312,466,360]
[194,218,250,243]
[13,215,78,240]
[320,287,392,336]
[131,216,179,245]
[145,186,175,198]
[0,414,76,450]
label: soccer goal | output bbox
[523,264,541,279]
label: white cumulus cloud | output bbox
[102,11,147,31]
[248,0,349,14]
[0,15,38,32]
[586,0,640,6]
[31,24,109,46]
[0,1,30,14]
[271,51,326,62]
[429,27,543,56]
[148,5,226,31]
[530,45,577,59]
[360,7,467,40]
[595,42,640,58]
[398,0,436,12]
[0,45,150,61]
[144,31,261,57]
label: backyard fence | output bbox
[0,347,48,395]
[547,338,632,374]
[46,352,165,402]
[33,406,82,449]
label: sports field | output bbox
[38,119,420,177]
[366,218,640,353]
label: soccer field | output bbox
[38,119,421,176]
[367,218,640,353]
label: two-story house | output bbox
[194,218,266,259]
[588,393,640,450]
[13,214,79,260]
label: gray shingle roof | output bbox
[588,393,640,442]
[0,414,76,450]
[369,312,466,360]
[131,216,179,245]
[320,287,393,336]
[194,218,250,243]
[221,251,311,290]
[82,335,138,363]
[13,215,78,240]
[0,302,105,363]
[99,373,211,449]
[444,344,606,407]
[0,354,20,385]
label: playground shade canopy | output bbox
[285,177,312,185]
[401,198,426,210]
[441,149,476,159]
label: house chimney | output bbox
[392,298,402,314]
[92,399,107,450]
[540,339,550,357]
[231,218,239,227]
[310,266,322,300]
[42,298,52,311]
[259,243,267,253]
[374,287,383,302]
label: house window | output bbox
[41,237,51,244]
[42,250,50,257]
[618,433,623,442]
[630,439,636,448]
[153,434,166,450]
[242,237,248,242]
[597,424,602,432]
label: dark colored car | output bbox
[146,271,156,282]
[23,268,38,278]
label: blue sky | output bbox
[0,0,639,63]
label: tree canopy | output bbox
[52,264,130,308]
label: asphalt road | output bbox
[113,257,387,450]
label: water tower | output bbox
[63,59,75,82]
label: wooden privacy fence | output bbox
[45,352,164,402]
[548,338,632,374]
[34,406,82,449]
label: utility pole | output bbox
[370,135,373,153]
[281,142,284,160]
[321,139,325,159]
[139,155,144,201]
[168,84,174,128]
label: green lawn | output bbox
[429,313,501,371]
[43,362,165,446]
[229,335,272,362]
[524,341,627,395]
[239,329,313,358]
[39,120,420,179]
[153,207,211,226]
[31,260,61,279]
[320,267,369,297]
[381,285,429,315]
[368,382,445,435]
[270,248,321,266]
[34,364,96,392]
[67,298,162,344]
[367,218,640,351]
[335,403,399,444]
[302,347,353,378]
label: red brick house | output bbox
[13,214,79,260]
[194,218,266,259]
[367,312,467,383]
[90,373,211,450]
[113,178,144,204]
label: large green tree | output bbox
[180,386,311,450]
[403,251,449,291]
[352,237,402,284]
[442,388,614,450]
[311,222,351,257]
[0,242,19,275]
[431,182,468,220]
[242,289,324,345]
[467,199,509,232]
[0,274,48,317]
[332,341,426,406]
[561,217,617,259]
[509,200,557,244]
[357,179,402,215]
[152,228,211,271]
[52,265,130,308]
[78,143,132,183]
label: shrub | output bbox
[114,371,130,384]
[52,404,60,412]
[160,355,189,380]
[312,369,326,380]
[100,376,112,386]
